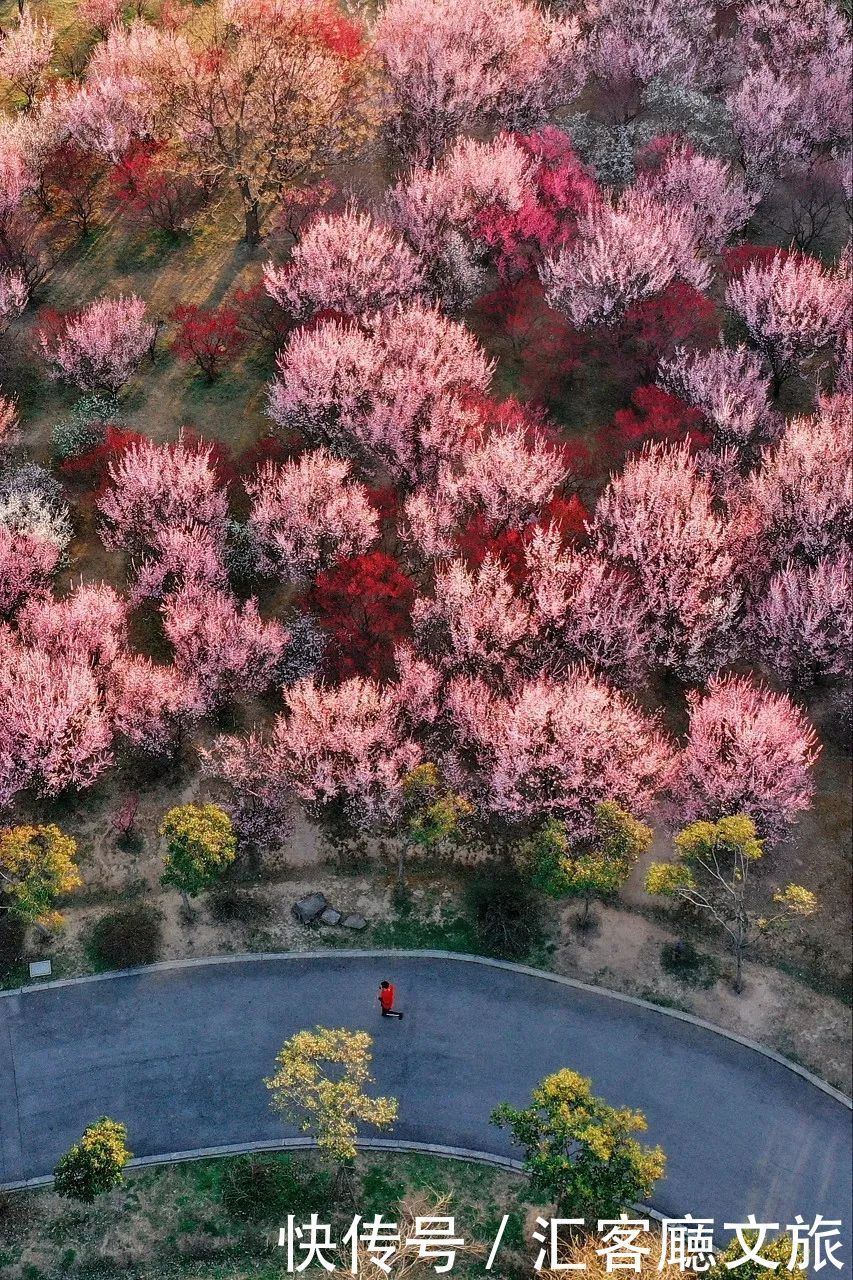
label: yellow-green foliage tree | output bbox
[398,763,472,890]
[160,803,236,915]
[265,1027,398,1198]
[645,814,817,992]
[528,802,652,925]
[53,1118,132,1203]
[492,1068,665,1217]
[0,825,81,932]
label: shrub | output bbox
[221,1155,330,1223]
[0,916,26,978]
[465,870,544,961]
[87,903,163,970]
[207,887,273,926]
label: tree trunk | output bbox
[237,178,261,247]
[180,889,194,921]
[397,840,407,892]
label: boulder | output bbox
[292,892,328,925]
[341,913,368,931]
[320,907,343,927]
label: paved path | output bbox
[1,953,850,1244]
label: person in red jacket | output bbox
[378,980,403,1018]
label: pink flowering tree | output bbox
[0,525,59,615]
[0,634,113,809]
[751,552,852,689]
[725,252,849,392]
[246,449,378,584]
[201,729,293,846]
[264,207,424,320]
[78,0,124,37]
[0,7,56,107]
[58,77,153,164]
[268,302,493,486]
[16,583,128,669]
[375,0,585,162]
[0,269,27,333]
[413,556,534,681]
[162,584,288,713]
[635,140,758,255]
[0,394,20,452]
[108,654,188,756]
[98,433,229,557]
[658,344,776,452]
[592,442,742,680]
[541,188,711,328]
[743,405,852,569]
[131,523,229,603]
[36,294,157,393]
[443,669,674,837]
[672,674,820,844]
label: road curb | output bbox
[0,1136,662,1221]
[5,949,850,1108]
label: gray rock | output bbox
[320,907,343,927]
[340,913,368,931]
[292,893,328,925]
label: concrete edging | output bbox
[5,949,850,1109]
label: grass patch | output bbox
[86,903,163,971]
[660,939,722,990]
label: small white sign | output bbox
[28,960,52,979]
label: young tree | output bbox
[725,252,848,392]
[268,303,493,487]
[169,303,246,382]
[53,1118,131,1203]
[542,187,710,328]
[265,1027,398,1199]
[0,268,27,332]
[673,675,820,845]
[375,0,584,163]
[36,295,157,393]
[246,450,378,584]
[152,0,378,244]
[305,551,415,680]
[591,442,742,680]
[0,7,56,107]
[160,802,237,915]
[527,802,652,925]
[396,762,472,891]
[42,141,109,237]
[264,206,424,320]
[751,552,853,688]
[646,815,817,992]
[0,824,80,931]
[492,1068,666,1216]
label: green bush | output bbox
[52,394,118,462]
[87,904,162,971]
[465,870,544,961]
[221,1155,330,1224]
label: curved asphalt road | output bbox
[1,953,850,1243]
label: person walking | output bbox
[378,980,403,1019]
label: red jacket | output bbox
[379,984,395,1010]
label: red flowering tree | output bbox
[304,551,416,680]
[170,303,246,382]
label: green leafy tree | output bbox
[160,803,237,916]
[265,1027,398,1200]
[53,1118,131,1203]
[528,803,652,925]
[492,1068,665,1216]
[397,763,472,891]
[645,815,817,992]
[0,825,81,932]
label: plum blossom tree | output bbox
[725,252,849,392]
[443,669,674,836]
[658,344,777,452]
[0,269,27,332]
[268,303,493,486]
[98,432,229,557]
[413,556,534,680]
[108,654,188,756]
[0,526,59,615]
[0,635,114,809]
[16,583,128,668]
[36,295,157,393]
[744,404,852,569]
[161,584,288,712]
[592,442,742,680]
[77,0,124,37]
[246,449,378,584]
[672,674,820,843]
[0,395,19,451]
[131,523,229,602]
[58,76,154,164]
[634,140,758,256]
[541,188,711,328]
[0,7,55,107]
[751,552,852,689]
[375,0,585,162]
[264,207,424,320]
